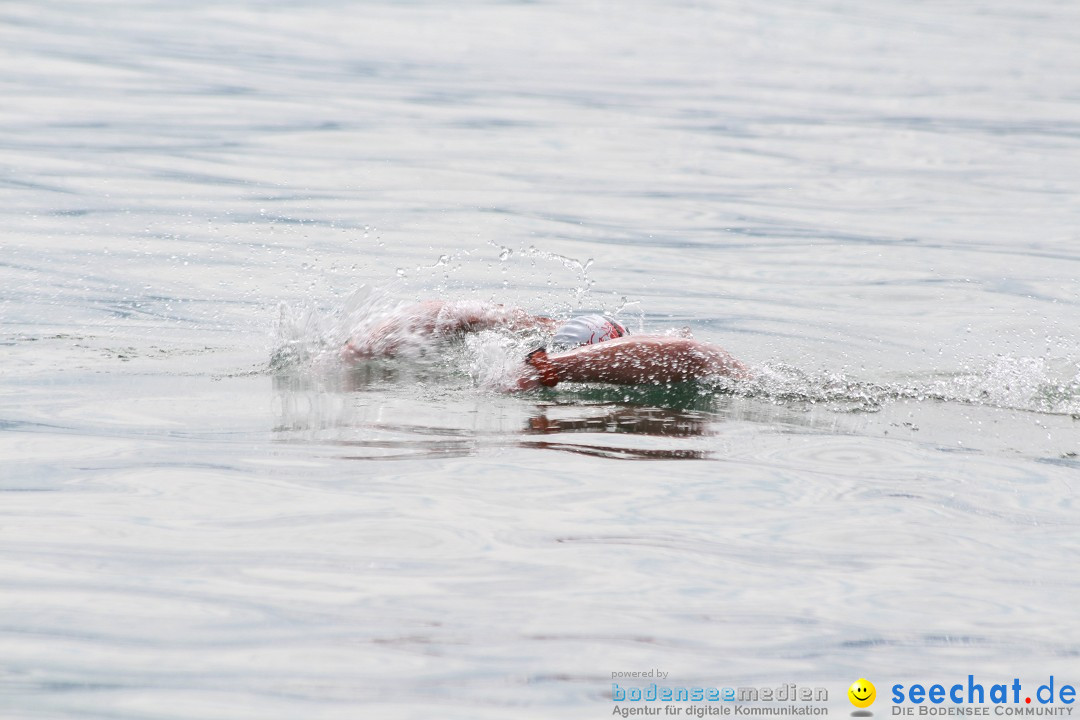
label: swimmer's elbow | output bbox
[342,340,368,361]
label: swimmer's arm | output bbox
[440,302,557,334]
[512,336,749,389]
[344,301,555,359]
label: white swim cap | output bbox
[551,314,629,350]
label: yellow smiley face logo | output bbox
[848,678,876,708]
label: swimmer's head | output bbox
[551,314,628,351]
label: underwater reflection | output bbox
[271,366,729,460]
[270,361,894,466]
[525,405,711,436]
[271,357,884,462]
[518,439,710,460]
[518,405,714,460]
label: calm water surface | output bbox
[2,1,1080,718]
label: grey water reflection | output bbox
[521,405,714,460]
[525,406,711,438]
[272,359,737,459]
[271,362,857,462]
[272,370,715,459]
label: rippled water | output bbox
[3,1,1080,718]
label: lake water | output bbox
[3,1,1080,718]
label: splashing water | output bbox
[272,272,1080,417]
[271,285,411,370]
[272,283,554,387]
[925,355,1080,415]
[520,245,595,306]
[457,330,536,391]
[729,356,1080,416]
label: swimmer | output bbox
[342,300,748,389]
